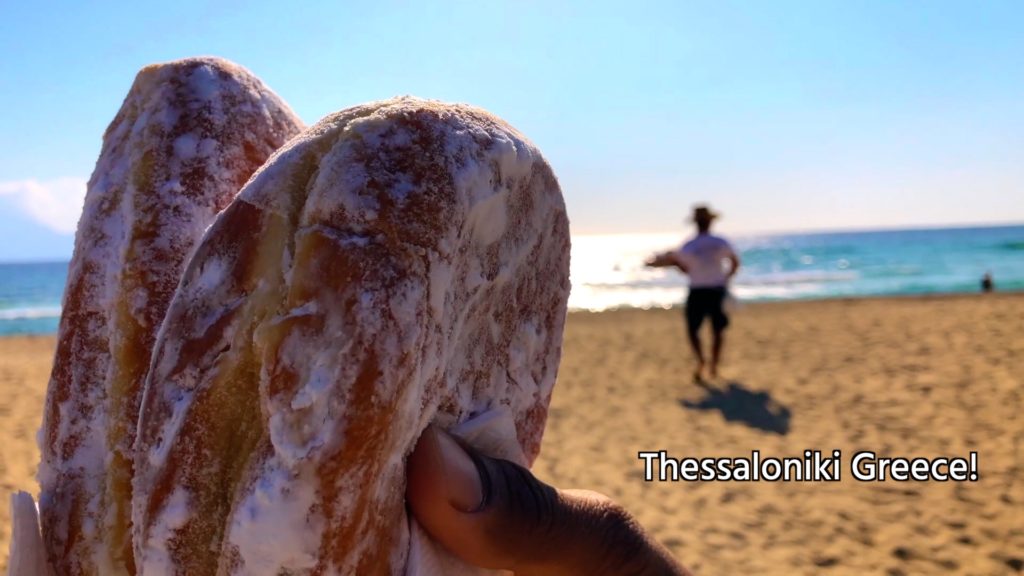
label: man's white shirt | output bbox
[677,233,736,288]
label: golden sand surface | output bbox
[535,294,1023,575]
[1,295,1021,574]
[0,335,54,573]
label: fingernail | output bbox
[433,427,486,513]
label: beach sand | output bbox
[1,295,1021,574]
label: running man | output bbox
[646,204,740,381]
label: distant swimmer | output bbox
[981,272,994,292]
[646,204,740,382]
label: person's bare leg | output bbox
[687,329,705,381]
[710,329,724,379]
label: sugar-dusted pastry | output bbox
[38,57,304,575]
[132,97,570,574]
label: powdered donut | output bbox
[131,97,570,574]
[38,57,304,575]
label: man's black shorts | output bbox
[685,287,729,333]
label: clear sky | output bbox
[1,1,1021,260]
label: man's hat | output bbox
[691,204,719,223]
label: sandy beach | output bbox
[1,294,1021,574]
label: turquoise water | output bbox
[570,224,1024,310]
[1,225,1023,333]
[0,261,67,336]
[733,225,1024,299]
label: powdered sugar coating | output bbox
[132,97,570,574]
[38,57,303,575]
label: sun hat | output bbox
[691,204,719,223]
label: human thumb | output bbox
[406,426,690,575]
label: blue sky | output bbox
[1,1,1021,261]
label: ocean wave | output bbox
[0,306,62,321]
[731,283,838,300]
[736,270,859,286]
[581,277,688,290]
[996,241,1024,251]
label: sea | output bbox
[1,225,1022,336]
